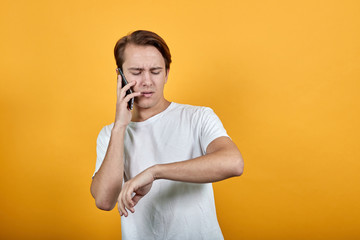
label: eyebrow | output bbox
[128,67,163,71]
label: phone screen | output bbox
[117,68,134,110]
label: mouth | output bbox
[141,91,154,97]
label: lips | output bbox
[141,91,154,97]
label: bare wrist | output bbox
[150,164,161,180]
[112,124,127,133]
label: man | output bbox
[90,30,244,240]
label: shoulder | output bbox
[169,102,215,117]
[96,122,114,144]
[165,103,221,129]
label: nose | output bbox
[140,71,153,87]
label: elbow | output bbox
[95,199,115,211]
[90,183,117,211]
[232,154,244,177]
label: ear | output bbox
[165,69,170,83]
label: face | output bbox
[122,44,169,110]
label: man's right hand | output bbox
[114,72,141,128]
[90,72,142,211]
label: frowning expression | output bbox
[122,44,169,110]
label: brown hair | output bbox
[114,30,172,70]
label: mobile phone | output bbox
[117,68,134,110]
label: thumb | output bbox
[132,194,144,206]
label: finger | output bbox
[124,190,135,213]
[119,81,137,99]
[132,194,143,207]
[117,73,123,89]
[118,202,122,216]
[121,188,132,216]
[118,193,128,217]
[120,80,136,93]
[116,75,123,99]
[123,92,142,103]
[121,200,128,217]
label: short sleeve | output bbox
[200,107,230,154]
[92,125,112,178]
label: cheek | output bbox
[125,76,140,88]
[155,74,167,84]
[125,75,138,83]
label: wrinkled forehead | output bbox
[123,44,165,69]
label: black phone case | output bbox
[118,68,134,110]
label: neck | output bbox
[131,99,171,122]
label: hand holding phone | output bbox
[117,68,134,110]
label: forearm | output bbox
[152,145,243,183]
[117,137,244,217]
[90,126,126,210]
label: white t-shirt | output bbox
[93,102,229,240]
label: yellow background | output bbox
[1,0,359,239]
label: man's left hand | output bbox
[117,167,155,217]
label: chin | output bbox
[135,100,156,109]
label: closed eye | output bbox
[131,71,141,75]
